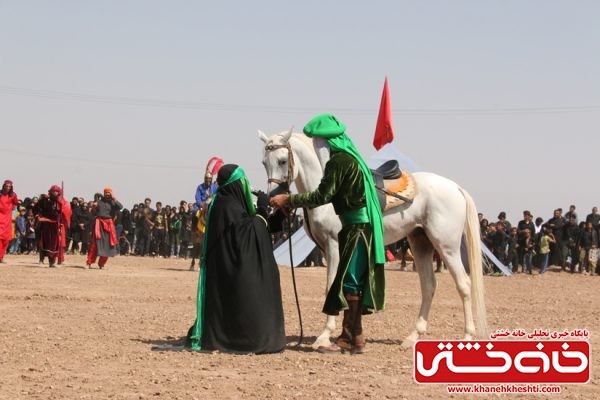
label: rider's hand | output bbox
[269,194,290,209]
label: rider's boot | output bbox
[348,294,365,354]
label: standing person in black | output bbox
[68,197,81,253]
[129,205,138,250]
[480,219,489,242]
[178,202,192,259]
[505,227,520,272]
[586,207,600,244]
[120,208,133,255]
[152,202,167,257]
[492,221,508,262]
[168,207,181,257]
[517,211,535,267]
[136,206,153,256]
[565,205,578,224]
[143,198,155,255]
[164,205,172,256]
[133,204,145,255]
[75,202,93,255]
[546,209,566,268]
[579,222,598,274]
[562,216,581,272]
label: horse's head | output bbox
[258,128,295,197]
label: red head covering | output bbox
[49,185,62,196]
[103,187,113,194]
[2,180,14,195]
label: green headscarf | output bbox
[189,166,254,350]
[303,114,385,265]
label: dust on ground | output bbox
[0,254,597,399]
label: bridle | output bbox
[264,142,295,191]
[264,138,325,254]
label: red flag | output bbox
[373,77,394,150]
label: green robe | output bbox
[290,152,385,315]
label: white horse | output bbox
[258,130,487,349]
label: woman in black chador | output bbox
[187,164,285,354]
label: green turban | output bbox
[303,113,347,138]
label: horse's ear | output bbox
[281,127,293,143]
[258,130,269,143]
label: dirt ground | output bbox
[0,254,598,400]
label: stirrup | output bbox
[335,335,353,353]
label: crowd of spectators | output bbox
[9,194,180,257]
[480,205,599,275]
[5,186,599,276]
[6,191,305,264]
[7,194,204,260]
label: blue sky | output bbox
[1,1,598,222]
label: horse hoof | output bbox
[312,337,332,350]
[316,344,341,354]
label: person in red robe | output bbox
[0,180,19,263]
[87,187,122,269]
[36,185,71,268]
[57,191,72,265]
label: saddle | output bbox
[370,160,417,212]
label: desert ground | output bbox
[0,254,598,400]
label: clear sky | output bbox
[1,1,598,224]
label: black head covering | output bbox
[213,164,249,221]
[216,163,236,185]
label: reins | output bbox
[264,140,304,347]
[286,208,303,347]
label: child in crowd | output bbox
[25,210,37,254]
[539,226,556,274]
[169,208,181,257]
[522,228,535,274]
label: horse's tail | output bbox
[460,188,488,338]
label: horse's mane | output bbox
[267,131,328,173]
[267,131,313,149]
[291,132,313,148]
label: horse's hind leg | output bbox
[402,228,436,349]
[439,247,475,341]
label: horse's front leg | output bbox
[312,239,340,349]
